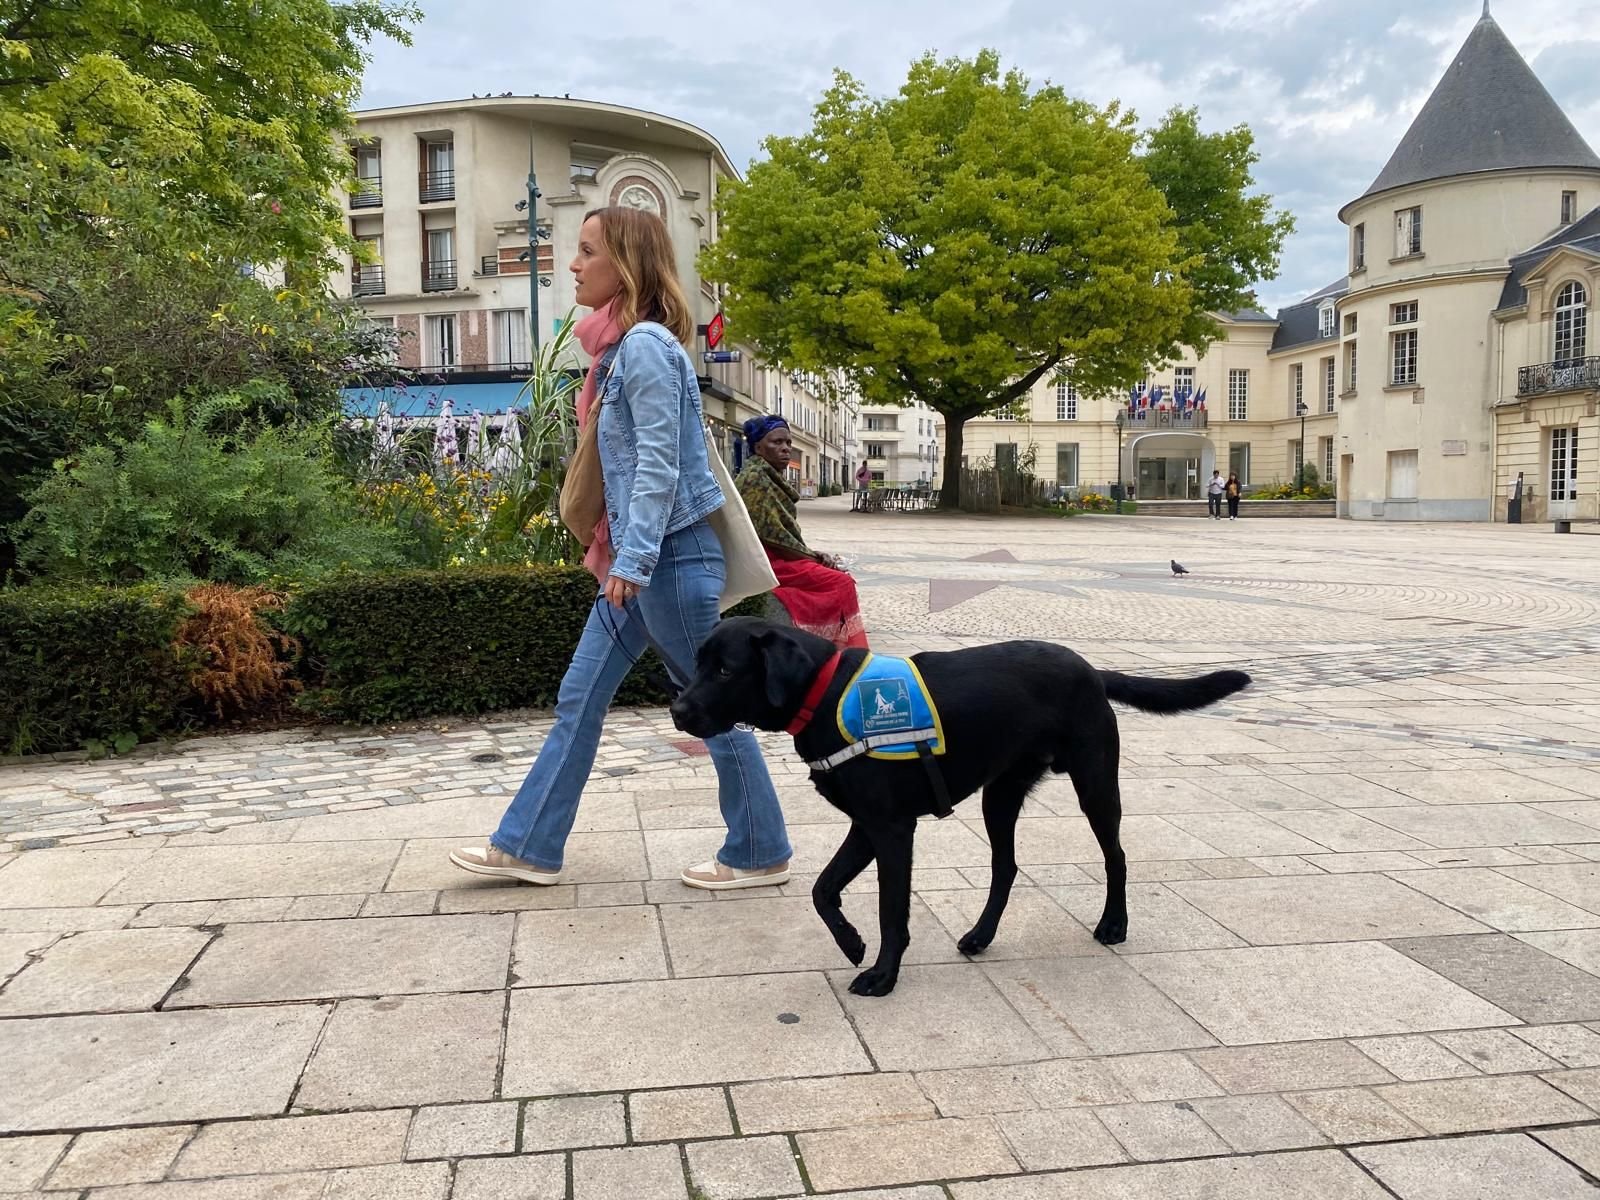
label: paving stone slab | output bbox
[921,888,1106,961]
[1533,1125,1600,1177]
[947,1148,1395,1198]
[994,1108,1127,1171]
[503,973,869,1094]
[628,1087,734,1142]
[174,914,512,1005]
[1375,1074,1594,1133]
[1094,1101,1230,1161]
[46,1125,194,1189]
[1167,873,1488,945]
[1187,1040,1396,1094]
[1353,1131,1599,1200]
[508,905,667,987]
[1262,809,1430,852]
[0,847,157,907]
[173,1110,410,1177]
[833,964,1053,1070]
[1044,883,1244,953]
[519,1094,626,1151]
[0,1005,327,1131]
[1129,942,1518,1045]
[731,1073,934,1134]
[0,1134,69,1191]
[0,927,210,1016]
[685,1134,804,1199]
[101,843,401,903]
[294,992,504,1109]
[797,1117,1019,1191]
[982,956,1217,1056]
[660,895,961,978]
[1393,867,1600,931]
[1499,862,1600,909]
[1354,804,1600,849]
[1190,1093,1328,1151]
[572,1144,687,1200]
[1387,933,1600,1023]
[405,1101,518,1158]
[1283,1086,1425,1142]
[450,1154,567,1200]
[391,833,647,890]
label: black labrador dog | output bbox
[670,617,1250,997]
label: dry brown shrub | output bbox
[176,585,302,721]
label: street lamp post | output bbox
[513,127,544,358]
[1114,408,1126,513]
[1295,400,1308,491]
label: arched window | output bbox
[1554,281,1587,363]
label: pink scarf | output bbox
[574,299,625,583]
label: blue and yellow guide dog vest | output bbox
[800,653,955,818]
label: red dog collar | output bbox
[785,651,843,736]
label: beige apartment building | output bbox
[333,95,855,492]
[963,10,1598,522]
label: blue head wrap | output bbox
[744,414,789,455]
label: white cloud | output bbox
[360,0,1600,315]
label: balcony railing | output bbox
[351,264,386,297]
[419,169,455,203]
[421,260,458,293]
[350,178,383,208]
[1120,406,1208,430]
[1518,357,1600,397]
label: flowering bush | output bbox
[356,313,584,568]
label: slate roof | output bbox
[1497,203,1600,310]
[1348,12,1600,213]
[1270,278,1349,353]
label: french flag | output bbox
[1194,387,1207,411]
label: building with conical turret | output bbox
[953,5,1599,522]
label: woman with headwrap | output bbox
[735,415,869,649]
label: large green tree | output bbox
[1,0,418,273]
[702,52,1293,504]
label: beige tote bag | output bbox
[702,427,778,612]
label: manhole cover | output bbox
[470,753,504,764]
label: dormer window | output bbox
[1318,303,1337,339]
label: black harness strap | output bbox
[916,741,954,819]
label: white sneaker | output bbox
[681,859,791,891]
[449,845,562,886]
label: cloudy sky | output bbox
[357,0,1600,313]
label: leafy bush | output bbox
[175,586,301,722]
[12,394,405,585]
[282,567,769,726]
[0,585,195,756]
[1,567,771,754]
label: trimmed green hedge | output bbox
[0,585,196,756]
[1,567,769,754]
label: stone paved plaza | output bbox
[3,503,1600,1198]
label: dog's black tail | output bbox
[1098,669,1251,714]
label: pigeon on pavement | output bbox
[1171,560,1189,576]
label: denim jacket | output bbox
[597,321,725,585]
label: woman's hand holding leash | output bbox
[604,575,643,608]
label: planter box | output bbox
[1132,499,1336,518]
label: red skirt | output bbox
[769,554,868,649]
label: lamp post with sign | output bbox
[1295,399,1308,491]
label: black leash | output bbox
[594,595,683,701]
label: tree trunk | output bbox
[939,414,968,509]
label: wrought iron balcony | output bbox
[421,260,457,293]
[1119,406,1208,430]
[351,264,386,297]
[1518,357,1600,397]
[350,178,382,208]
[419,169,455,203]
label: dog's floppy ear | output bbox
[757,626,813,711]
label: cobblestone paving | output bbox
[2,506,1599,1198]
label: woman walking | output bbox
[1226,473,1242,520]
[451,207,792,891]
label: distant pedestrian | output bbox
[1207,469,1224,519]
[1225,473,1242,520]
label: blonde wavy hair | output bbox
[586,206,694,345]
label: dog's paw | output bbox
[848,965,899,997]
[1093,912,1128,945]
[957,930,991,956]
[833,926,867,966]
